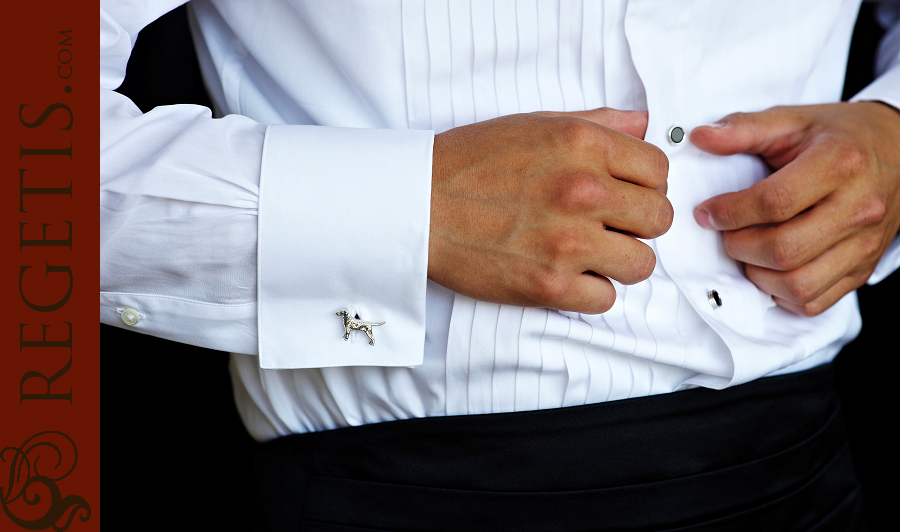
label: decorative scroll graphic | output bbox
[1,431,91,531]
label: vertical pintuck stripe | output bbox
[538,310,570,410]
[493,0,521,116]
[536,0,565,111]
[606,347,635,401]
[607,284,638,356]
[448,1,477,126]
[515,308,548,411]
[493,305,524,412]
[402,0,709,415]
[602,0,621,108]
[425,0,454,132]
[584,334,614,403]
[602,0,639,110]
[581,0,605,109]
[471,1,499,122]
[514,0,542,111]
[401,0,431,129]
[468,301,500,414]
[561,319,591,407]
[558,0,586,111]
[445,294,476,415]
[626,276,658,361]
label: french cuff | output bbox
[257,125,434,369]
[848,65,900,113]
[868,237,900,285]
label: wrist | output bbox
[852,100,900,119]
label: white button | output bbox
[121,308,140,326]
[668,126,685,144]
[707,290,722,309]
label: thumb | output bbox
[539,107,649,140]
[690,108,809,158]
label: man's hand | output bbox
[692,102,900,316]
[428,108,672,314]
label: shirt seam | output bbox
[100,291,256,310]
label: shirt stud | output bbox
[336,309,385,346]
[669,126,685,144]
[707,290,722,309]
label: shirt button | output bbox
[707,290,722,309]
[121,308,141,326]
[668,126,685,144]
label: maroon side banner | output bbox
[1,2,99,531]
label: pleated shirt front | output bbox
[99,0,900,439]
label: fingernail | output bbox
[694,208,717,229]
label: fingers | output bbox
[741,230,870,306]
[717,190,884,271]
[749,256,870,317]
[694,141,843,233]
[690,108,808,158]
[538,109,669,191]
[712,184,884,318]
[539,107,649,139]
[692,106,814,232]
[525,229,656,314]
[600,126,670,191]
[552,273,618,314]
[429,109,673,314]
[604,184,672,239]
[583,229,657,286]
[772,274,868,317]
[549,171,672,239]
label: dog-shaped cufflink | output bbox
[336,310,385,346]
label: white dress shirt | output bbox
[100,0,900,440]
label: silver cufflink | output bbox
[336,309,384,346]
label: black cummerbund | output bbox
[253,363,863,531]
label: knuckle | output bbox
[858,233,883,260]
[836,144,869,176]
[768,230,804,270]
[853,195,887,227]
[528,269,570,305]
[648,146,670,188]
[555,173,604,212]
[782,273,817,304]
[722,233,740,260]
[620,245,656,284]
[854,268,875,287]
[759,183,795,221]
[594,106,616,122]
[718,111,750,129]
[796,302,825,318]
[589,289,616,314]
[653,195,675,235]
[714,201,739,230]
[555,117,599,154]
[549,227,589,258]
[634,247,657,281]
